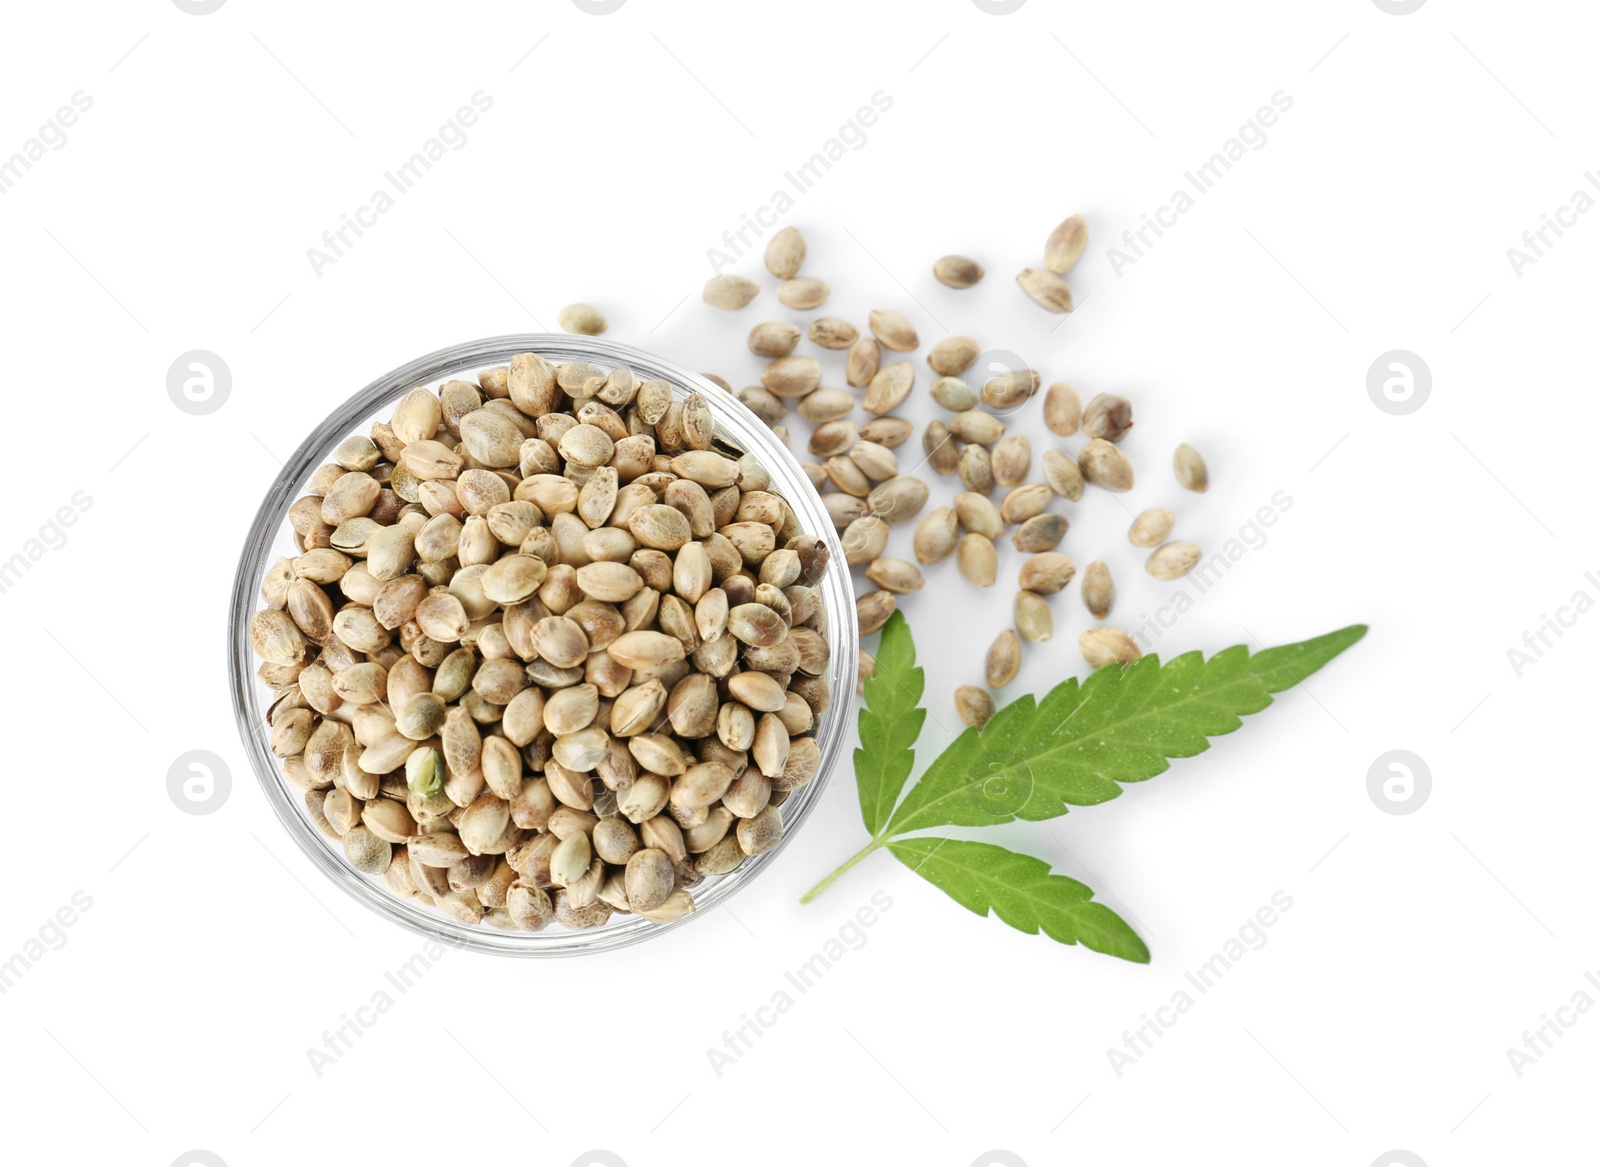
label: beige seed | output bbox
[924,420,959,476]
[809,317,859,349]
[958,443,994,494]
[761,355,822,398]
[928,336,980,377]
[1043,382,1082,436]
[810,420,859,459]
[991,435,1032,487]
[845,336,880,388]
[748,321,801,358]
[459,409,524,468]
[624,848,676,911]
[737,384,787,425]
[842,515,890,566]
[1018,552,1076,595]
[1079,439,1134,492]
[736,804,783,856]
[576,561,643,603]
[957,533,998,586]
[986,629,1021,689]
[1082,560,1113,618]
[798,387,855,423]
[913,507,959,564]
[391,387,442,445]
[1080,627,1142,669]
[933,255,985,289]
[1012,513,1068,553]
[948,410,1006,446]
[557,303,607,335]
[954,685,995,729]
[864,362,915,416]
[856,590,897,635]
[704,274,759,310]
[778,278,830,310]
[824,455,872,497]
[1044,214,1088,275]
[482,555,548,604]
[867,476,929,524]
[1129,508,1175,548]
[1083,393,1134,443]
[628,504,693,550]
[862,555,926,598]
[858,416,913,449]
[1042,449,1084,500]
[1146,540,1202,580]
[850,441,899,482]
[727,670,788,713]
[954,492,1002,540]
[764,226,806,278]
[868,308,919,352]
[1017,267,1074,313]
[930,376,977,411]
[1000,483,1053,524]
[1015,590,1053,643]
[548,831,591,888]
[609,630,688,670]
[343,826,391,875]
[981,369,1041,410]
[1174,443,1209,493]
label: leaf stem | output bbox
[799,837,885,904]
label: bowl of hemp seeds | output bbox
[229,335,857,954]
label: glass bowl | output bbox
[228,335,858,955]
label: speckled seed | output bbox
[856,590,897,635]
[924,420,959,475]
[865,557,924,594]
[991,435,1031,487]
[930,376,977,412]
[1044,214,1088,275]
[765,226,806,279]
[1082,560,1113,618]
[1129,508,1174,548]
[704,274,760,310]
[867,475,929,524]
[810,421,859,460]
[749,321,801,358]
[1083,394,1134,443]
[1042,449,1084,500]
[624,848,675,911]
[1079,439,1134,492]
[868,309,919,352]
[864,362,915,416]
[1174,443,1209,493]
[1044,382,1082,437]
[846,336,880,388]
[986,630,1021,689]
[1015,590,1053,643]
[948,411,1005,446]
[933,256,986,289]
[1018,552,1076,595]
[928,337,979,377]
[958,444,994,494]
[957,533,997,586]
[1081,627,1142,669]
[557,303,607,335]
[778,278,829,310]
[1017,267,1074,313]
[1000,484,1053,524]
[981,370,1041,410]
[1012,513,1068,553]
[914,507,959,565]
[736,805,783,855]
[955,684,995,728]
[1146,541,1202,580]
[809,317,858,349]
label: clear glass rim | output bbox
[228,334,859,956]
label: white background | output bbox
[1,2,1591,1165]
